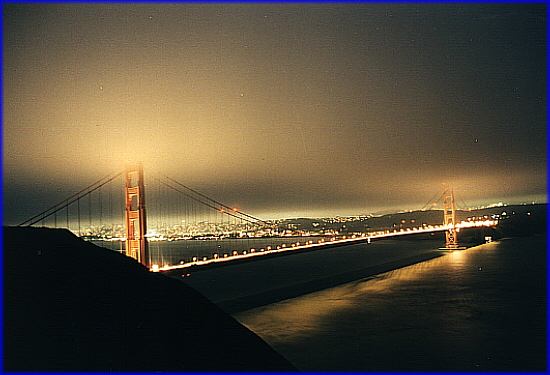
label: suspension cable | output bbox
[420,191,442,211]
[454,193,470,211]
[19,171,124,226]
[151,169,267,224]
[150,175,259,225]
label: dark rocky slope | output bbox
[3,226,296,372]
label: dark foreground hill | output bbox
[3,226,296,372]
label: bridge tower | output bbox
[443,186,458,249]
[124,163,150,268]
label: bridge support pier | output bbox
[124,163,150,268]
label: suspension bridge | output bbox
[18,163,498,272]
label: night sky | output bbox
[3,3,547,224]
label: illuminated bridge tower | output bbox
[124,163,150,268]
[443,186,458,249]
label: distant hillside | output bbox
[277,204,546,236]
[3,226,296,372]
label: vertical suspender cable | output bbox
[89,189,92,231]
[160,173,165,267]
[99,185,102,228]
[77,198,81,236]
[110,174,115,251]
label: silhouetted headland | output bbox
[3,226,297,372]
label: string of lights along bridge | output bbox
[19,164,498,271]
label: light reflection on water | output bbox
[180,239,443,306]
[234,237,546,372]
[235,256,443,342]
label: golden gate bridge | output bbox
[18,163,498,272]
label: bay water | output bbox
[232,236,546,371]
[92,236,328,267]
[94,234,546,371]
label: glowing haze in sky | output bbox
[3,3,546,224]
